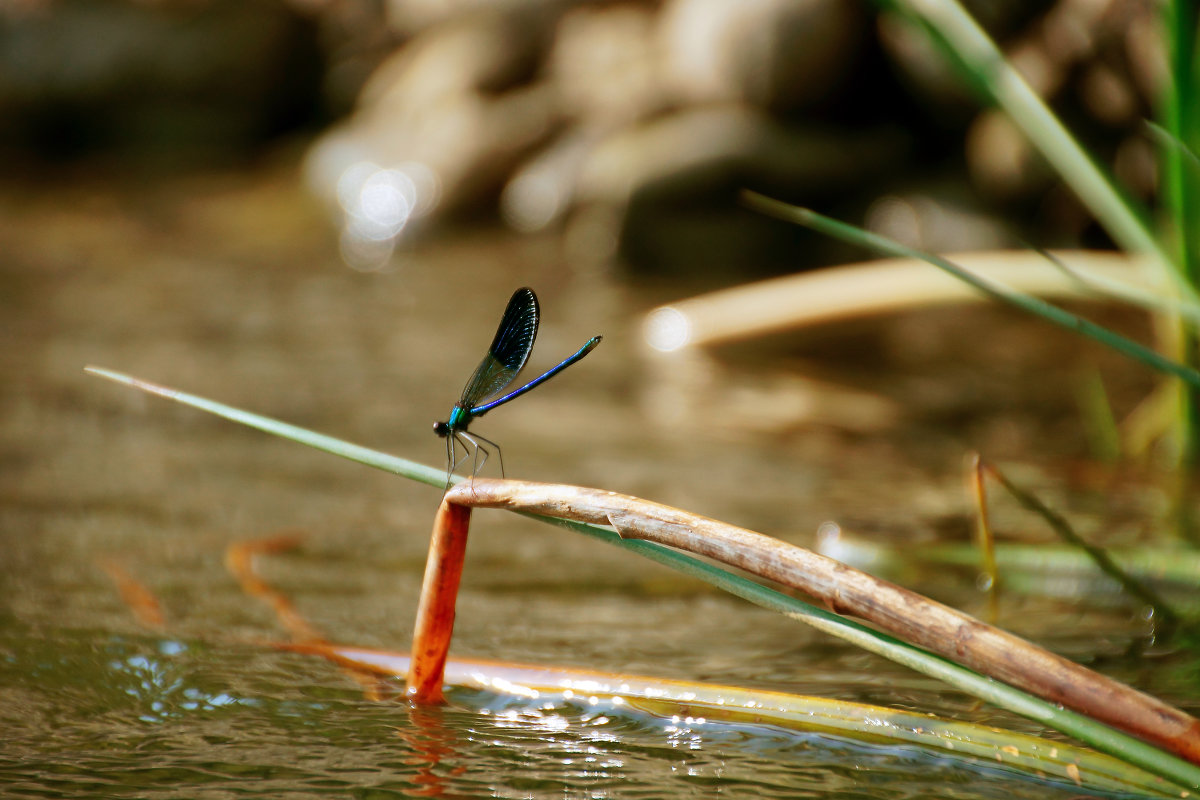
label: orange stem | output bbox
[98,558,166,631]
[407,499,473,704]
[226,532,325,644]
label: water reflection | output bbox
[397,703,465,798]
[0,613,1150,799]
[107,640,246,721]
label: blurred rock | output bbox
[660,0,864,111]
[306,82,560,269]
[1123,9,1167,104]
[503,103,911,271]
[965,110,1050,201]
[305,0,1161,273]
[0,0,323,162]
[367,1,559,102]
[500,125,607,233]
[304,1,576,270]
[308,0,881,272]
[384,0,569,36]
[875,12,978,121]
[864,187,1014,253]
[575,106,904,209]
[0,0,1161,273]
[549,3,665,123]
[892,0,1162,213]
[1080,61,1137,127]
[570,106,911,274]
[1112,133,1156,201]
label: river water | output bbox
[1,166,1194,798]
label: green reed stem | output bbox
[742,193,1200,392]
[85,365,1200,792]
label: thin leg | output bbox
[465,431,505,479]
[443,432,476,493]
[457,432,490,486]
[442,433,455,494]
[472,436,489,477]
[450,433,471,473]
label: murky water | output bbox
[1,167,1195,798]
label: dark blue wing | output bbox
[458,287,539,408]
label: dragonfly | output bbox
[433,287,602,490]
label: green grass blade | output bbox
[310,643,1181,796]
[1163,0,1200,285]
[1075,368,1122,463]
[1147,121,1200,180]
[1161,1,1200,469]
[1036,247,1200,325]
[986,465,1182,627]
[878,0,1177,288]
[84,365,450,489]
[742,192,1200,391]
[85,364,1200,791]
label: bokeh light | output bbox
[643,306,691,353]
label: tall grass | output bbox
[852,1,1200,473]
[1163,0,1200,468]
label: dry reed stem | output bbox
[97,558,166,631]
[647,250,1153,348]
[445,478,1200,764]
[226,532,390,700]
[226,532,325,645]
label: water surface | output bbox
[1,167,1193,798]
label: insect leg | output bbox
[465,432,488,479]
[442,432,455,494]
[466,432,504,479]
[450,433,470,473]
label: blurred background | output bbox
[1,0,1163,268]
[0,0,1169,539]
[1,1,1188,796]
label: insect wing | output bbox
[459,287,539,408]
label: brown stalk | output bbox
[226,532,325,645]
[226,532,389,700]
[407,499,473,705]
[442,478,1200,764]
[98,558,167,631]
[646,250,1154,348]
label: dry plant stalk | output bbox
[226,532,391,701]
[407,501,473,704]
[97,558,166,631]
[649,250,1153,348]
[407,478,1200,764]
[226,532,325,645]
